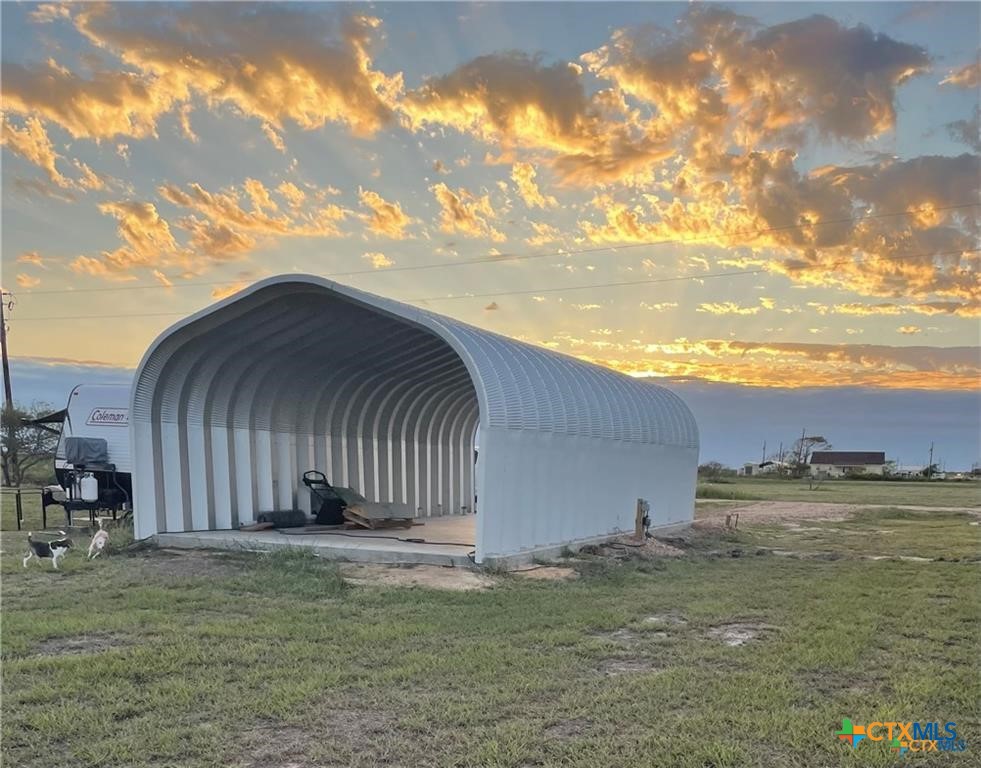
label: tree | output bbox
[1,402,59,487]
[698,461,726,480]
[787,434,831,477]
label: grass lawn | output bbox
[2,502,979,767]
[697,478,981,507]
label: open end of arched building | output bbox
[131,276,699,566]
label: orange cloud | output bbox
[358,188,413,238]
[244,179,279,214]
[697,302,761,316]
[6,6,401,154]
[583,151,979,305]
[525,222,562,246]
[1,114,71,188]
[431,183,505,241]
[511,162,557,209]
[17,251,47,268]
[585,9,929,148]
[362,251,394,269]
[73,5,401,136]
[543,337,979,391]
[402,52,671,185]
[940,60,980,89]
[16,274,41,289]
[69,201,179,279]
[276,182,306,209]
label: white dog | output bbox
[87,519,110,559]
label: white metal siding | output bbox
[132,276,699,559]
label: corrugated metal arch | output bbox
[131,275,699,554]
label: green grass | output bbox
[3,506,979,767]
[697,477,981,507]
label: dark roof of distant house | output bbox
[810,451,885,465]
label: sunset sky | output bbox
[2,2,979,466]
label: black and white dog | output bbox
[23,532,73,570]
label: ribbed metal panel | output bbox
[131,275,699,558]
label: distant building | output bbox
[740,460,788,476]
[893,464,926,479]
[809,451,886,477]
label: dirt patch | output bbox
[133,548,243,580]
[32,633,130,657]
[696,501,859,526]
[340,563,496,591]
[597,628,641,644]
[707,622,776,647]
[511,565,578,581]
[581,536,685,561]
[597,657,665,676]
[543,718,592,739]
[240,708,400,768]
[644,613,688,627]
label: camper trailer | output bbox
[41,384,132,522]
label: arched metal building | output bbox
[132,276,699,563]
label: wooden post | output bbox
[635,498,646,540]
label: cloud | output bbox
[511,162,557,208]
[71,177,353,281]
[6,6,401,148]
[484,301,499,311]
[897,325,922,335]
[70,200,179,278]
[160,182,293,236]
[0,114,71,187]
[584,10,930,149]
[152,269,173,288]
[212,281,251,300]
[431,183,505,241]
[2,59,176,140]
[16,274,42,289]
[525,221,562,246]
[276,182,306,209]
[697,302,761,316]
[945,106,980,152]
[547,336,980,390]
[358,188,413,238]
[159,179,349,262]
[940,59,980,89]
[261,122,286,153]
[17,251,47,268]
[402,51,671,185]
[244,178,279,213]
[362,251,394,269]
[178,104,198,143]
[583,151,980,305]
[74,5,400,136]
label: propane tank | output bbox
[80,472,99,502]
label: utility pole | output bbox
[0,289,17,487]
[927,442,934,479]
[761,440,766,465]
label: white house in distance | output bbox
[809,451,887,477]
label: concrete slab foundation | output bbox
[155,515,477,567]
[152,516,692,569]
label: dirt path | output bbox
[695,499,980,525]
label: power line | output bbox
[411,247,979,302]
[14,202,979,298]
[13,247,978,321]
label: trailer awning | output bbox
[23,408,67,435]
